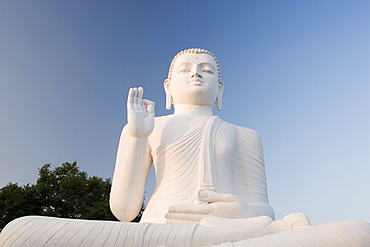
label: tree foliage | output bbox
[0,183,42,231]
[0,162,144,232]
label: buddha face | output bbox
[165,53,224,108]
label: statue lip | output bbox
[189,78,204,85]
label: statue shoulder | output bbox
[237,125,261,139]
[148,115,176,143]
[220,122,263,152]
[154,114,173,121]
[236,125,263,148]
[153,114,174,127]
[222,121,261,140]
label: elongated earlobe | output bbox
[166,92,173,110]
[217,81,224,111]
[164,79,172,110]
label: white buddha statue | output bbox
[0,48,369,247]
[110,48,275,224]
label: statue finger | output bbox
[142,99,155,106]
[132,87,138,110]
[143,99,155,116]
[137,87,144,110]
[197,190,237,203]
[169,205,211,215]
[146,105,154,117]
[127,88,134,110]
[165,213,204,223]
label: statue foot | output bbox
[263,212,310,235]
[282,212,311,230]
[193,214,310,246]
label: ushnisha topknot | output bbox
[167,48,221,81]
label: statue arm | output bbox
[110,87,154,222]
[233,127,275,219]
[110,125,152,222]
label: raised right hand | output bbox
[127,87,155,137]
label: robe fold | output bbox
[141,116,268,223]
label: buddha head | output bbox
[164,48,224,111]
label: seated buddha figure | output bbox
[110,48,275,224]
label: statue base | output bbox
[0,215,369,246]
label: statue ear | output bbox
[164,79,173,110]
[216,80,224,111]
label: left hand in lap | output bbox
[165,190,258,224]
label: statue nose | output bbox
[191,73,202,79]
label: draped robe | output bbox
[141,116,269,223]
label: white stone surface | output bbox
[1,215,369,246]
[1,48,369,246]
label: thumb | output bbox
[197,190,237,203]
[147,104,154,117]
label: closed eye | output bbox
[203,69,214,74]
[178,69,190,73]
[178,67,190,73]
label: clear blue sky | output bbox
[0,1,369,225]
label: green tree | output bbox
[0,162,145,232]
[36,162,116,220]
[0,183,42,231]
